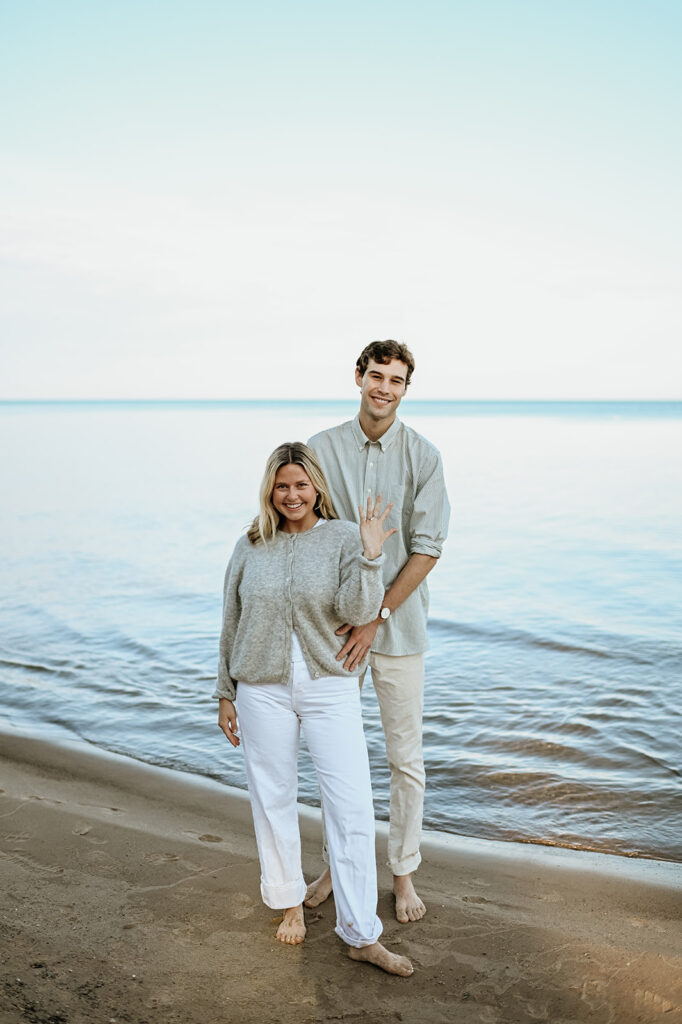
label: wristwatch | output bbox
[380,607,391,621]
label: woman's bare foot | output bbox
[276,904,306,944]
[304,867,333,907]
[393,874,426,923]
[348,941,413,977]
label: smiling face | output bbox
[355,357,409,438]
[271,463,319,533]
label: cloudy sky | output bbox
[1,0,680,400]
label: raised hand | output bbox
[358,494,397,561]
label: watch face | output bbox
[380,607,390,620]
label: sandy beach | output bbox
[1,728,680,1024]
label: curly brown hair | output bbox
[355,340,415,387]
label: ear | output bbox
[355,367,364,388]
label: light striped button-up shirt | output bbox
[308,414,450,656]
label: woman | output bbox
[214,442,413,977]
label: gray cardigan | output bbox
[214,519,384,701]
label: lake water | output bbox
[1,400,680,861]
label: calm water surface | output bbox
[1,401,680,860]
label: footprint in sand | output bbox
[145,851,181,864]
[232,892,255,920]
[182,830,224,843]
[628,916,664,932]
[72,824,108,844]
[84,849,117,875]
[77,802,124,815]
[635,990,678,1013]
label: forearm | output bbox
[334,554,438,671]
[381,553,438,615]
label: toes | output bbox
[396,899,426,923]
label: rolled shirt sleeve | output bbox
[408,450,450,559]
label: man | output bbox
[306,340,450,923]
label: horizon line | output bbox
[1,396,682,405]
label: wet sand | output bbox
[1,727,681,1024]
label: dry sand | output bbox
[1,727,680,1024]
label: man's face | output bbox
[355,358,408,426]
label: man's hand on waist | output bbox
[335,619,381,672]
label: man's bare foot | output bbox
[304,867,333,907]
[275,904,306,944]
[393,873,426,923]
[348,941,414,977]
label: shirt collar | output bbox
[351,413,402,452]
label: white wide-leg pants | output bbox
[321,651,425,877]
[235,640,383,949]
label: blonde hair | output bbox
[247,442,338,545]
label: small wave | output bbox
[0,657,79,678]
[428,618,660,665]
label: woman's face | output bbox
[272,463,319,533]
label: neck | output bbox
[280,513,320,534]
[358,410,396,442]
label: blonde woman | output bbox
[215,442,413,977]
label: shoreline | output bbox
[1,725,681,1023]
[4,722,679,872]
[7,726,679,889]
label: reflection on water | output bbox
[1,401,681,860]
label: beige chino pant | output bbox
[322,651,425,877]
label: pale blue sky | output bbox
[1,1,681,398]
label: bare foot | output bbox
[304,867,333,907]
[348,941,413,977]
[393,873,426,923]
[275,904,306,944]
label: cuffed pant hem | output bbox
[260,878,307,910]
[387,851,422,877]
[334,917,383,948]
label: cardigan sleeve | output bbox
[213,539,247,701]
[333,527,385,626]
